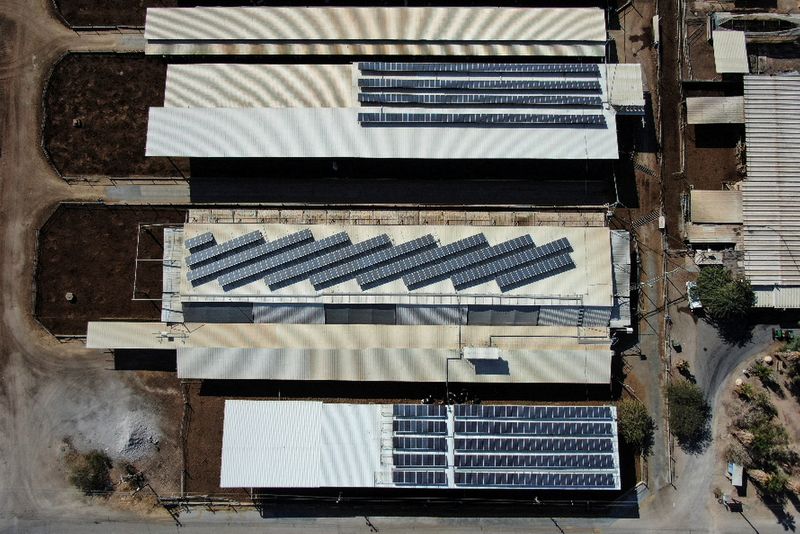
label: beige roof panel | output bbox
[686,96,745,124]
[713,31,749,74]
[690,190,743,223]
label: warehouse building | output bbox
[741,75,800,308]
[220,400,621,491]
[87,222,631,385]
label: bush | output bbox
[667,380,711,449]
[696,267,755,321]
[750,420,789,467]
[785,336,800,352]
[616,399,656,455]
[751,363,774,386]
[68,450,112,495]
[762,470,789,501]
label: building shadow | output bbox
[113,349,177,372]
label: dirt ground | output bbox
[43,53,188,177]
[35,203,187,335]
[54,0,178,27]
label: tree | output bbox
[696,267,755,321]
[617,399,656,455]
[763,470,789,501]
[68,450,112,495]
[667,380,711,450]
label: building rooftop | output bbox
[713,31,749,74]
[686,96,744,124]
[220,400,621,490]
[145,7,607,57]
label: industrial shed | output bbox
[220,400,621,490]
[741,75,800,308]
[145,7,608,57]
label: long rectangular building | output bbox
[145,7,607,57]
[147,62,644,160]
[220,401,621,490]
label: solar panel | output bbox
[358,78,602,92]
[358,62,601,76]
[392,437,448,452]
[403,235,533,289]
[496,253,575,291]
[393,404,448,418]
[393,419,448,435]
[186,230,263,267]
[310,235,436,288]
[359,113,606,126]
[392,471,447,486]
[453,437,614,453]
[393,453,448,468]
[358,93,604,107]
[454,454,614,469]
[186,229,314,283]
[265,234,391,289]
[454,404,612,420]
[357,234,488,288]
[454,420,613,437]
[451,237,571,289]
[453,471,615,488]
[217,232,349,288]
[184,231,214,251]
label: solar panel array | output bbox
[186,229,313,283]
[403,235,534,289]
[358,93,603,107]
[217,232,349,287]
[389,404,619,490]
[357,233,488,288]
[358,78,601,92]
[358,62,601,76]
[496,254,575,291]
[184,231,214,251]
[358,112,606,126]
[264,234,391,288]
[185,230,263,267]
[309,234,436,288]
[451,237,571,289]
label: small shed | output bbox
[727,462,744,488]
[713,31,749,74]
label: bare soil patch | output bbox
[35,203,186,335]
[53,0,178,27]
[43,53,188,177]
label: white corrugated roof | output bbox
[145,107,619,160]
[145,7,606,57]
[177,224,614,307]
[686,96,745,124]
[753,286,800,309]
[742,75,800,287]
[604,64,645,107]
[713,31,749,74]
[175,346,613,384]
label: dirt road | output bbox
[0,0,178,520]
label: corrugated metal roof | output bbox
[177,224,614,308]
[145,107,619,160]
[175,346,613,384]
[145,7,607,57]
[713,31,749,74]
[690,190,743,223]
[604,64,645,107]
[686,223,740,244]
[686,96,745,124]
[161,227,184,323]
[742,75,800,287]
[220,401,324,488]
[753,286,800,309]
[610,230,631,329]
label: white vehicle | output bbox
[686,281,703,311]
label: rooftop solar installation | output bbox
[454,437,614,453]
[393,471,447,486]
[454,420,613,437]
[264,234,391,288]
[450,237,571,289]
[393,404,448,418]
[357,234,488,288]
[184,231,214,251]
[453,471,616,488]
[358,78,602,92]
[217,232,349,288]
[393,437,448,452]
[186,229,313,283]
[455,453,615,469]
[186,230,263,267]
[393,419,448,435]
[309,234,436,288]
[358,62,601,76]
[496,253,575,291]
[358,112,607,126]
[358,93,604,107]
[455,404,611,420]
[403,235,534,289]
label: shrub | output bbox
[762,470,789,501]
[667,380,711,449]
[696,267,755,321]
[751,363,774,386]
[68,450,112,495]
[616,399,656,455]
[750,420,789,467]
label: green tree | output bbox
[763,470,789,501]
[68,450,112,495]
[750,420,789,466]
[616,399,656,455]
[696,267,755,321]
[667,380,711,449]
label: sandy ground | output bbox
[0,0,179,520]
